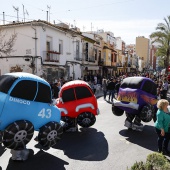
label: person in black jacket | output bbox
[53,83,60,98]
[115,79,121,98]
[107,78,116,102]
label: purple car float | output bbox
[112,77,158,131]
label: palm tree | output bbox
[150,16,170,73]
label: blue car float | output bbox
[0,72,63,149]
[112,77,158,131]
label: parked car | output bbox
[0,72,63,149]
[112,77,157,123]
[56,80,99,130]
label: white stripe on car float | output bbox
[59,108,68,115]
[76,103,94,112]
[113,99,139,110]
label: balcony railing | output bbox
[43,51,60,63]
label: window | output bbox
[35,82,51,103]
[111,53,113,62]
[75,86,93,99]
[62,88,75,102]
[142,80,157,95]
[76,41,79,58]
[0,75,18,94]
[121,77,143,89]
[59,40,63,54]
[46,41,50,51]
[114,54,117,62]
[46,41,51,60]
[94,49,97,60]
[85,43,88,61]
[10,80,37,101]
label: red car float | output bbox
[56,80,99,130]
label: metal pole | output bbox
[3,12,5,24]
[31,22,38,74]
[22,4,25,22]
[47,11,48,22]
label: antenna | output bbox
[47,5,51,22]
[91,22,94,32]
[13,6,19,22]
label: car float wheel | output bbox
[77,112,96,128]
[38,122,63,147]
[112,104,124,116]
[61,116,75,131]
[3,120,34,150]
[140,104,155,122]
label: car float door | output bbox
[59,87,77,117]
[0,79,38,130]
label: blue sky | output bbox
[1,0,170,44]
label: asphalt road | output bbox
[0,95,160,170]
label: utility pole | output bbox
[22,4,25,22]
[31,22,38,74]
[46,11,48,22]
[3,12,5,24]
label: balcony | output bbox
[43,51,60,63]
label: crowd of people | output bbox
[101,72,169,101]
[50,71,169,101]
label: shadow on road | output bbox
[6,149,68,170]
[52,127,108,161]
[119,125,157,152]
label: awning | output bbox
[85,66,99,70]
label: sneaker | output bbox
[132,123,144,131]
[124,120,132,128]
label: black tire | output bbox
[77,112,96,128]
[112,104,124,116]
[140,104,155,122]
[38,121,63,147]
[61,116,75,131]
[3,120,34,150]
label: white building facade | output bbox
[0,20,85,82]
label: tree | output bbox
[150,16,170,73]
[0,26,17,56]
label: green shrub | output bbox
[128,152,170,170]
[129,161,146,170]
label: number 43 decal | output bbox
[38,108,51,118]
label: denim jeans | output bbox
[108,90,115,101]
[155,128,170,151]
[103,90,107,99]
